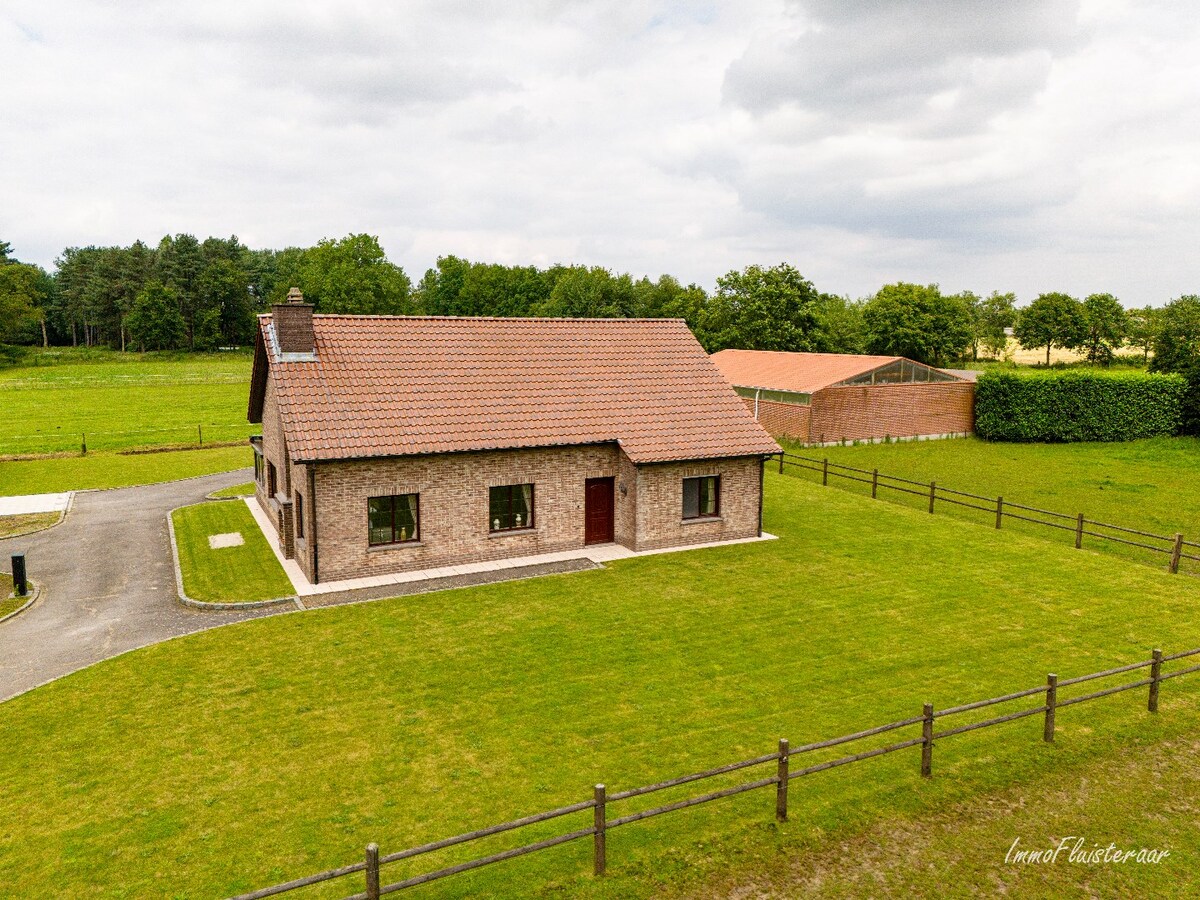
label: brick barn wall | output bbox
[741,396,811,442]
[807,383,975,444]
[312,444,632,582]
[633,456,762,552]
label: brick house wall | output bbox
[807,382,975,444]
[255,378,297,559]
[633,456,762,552]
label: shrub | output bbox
[975,370,1186,442]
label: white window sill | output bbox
[488,527,538,538]
[681,516,723,525]
[367,541,424,552]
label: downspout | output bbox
[754,389,760,420]
[308,464,319,584]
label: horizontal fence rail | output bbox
[778,452,1199,574]
[0,422,261,457]
[229,646,1200,900]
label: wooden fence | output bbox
[229,646,1200,900]
[778,452,1200,575]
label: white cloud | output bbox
[0,0,1198,304]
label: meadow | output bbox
[1,472,1197,898]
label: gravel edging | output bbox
[166,505,297,611]
[0,579,41,625]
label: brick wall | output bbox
[312,444,632,582]
[256,377,298,559]
[741,396,811,442]
[633,456,762,551]
[807,382,975,443]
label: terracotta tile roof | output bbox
[711,349,909,394]
[250,315,780,464]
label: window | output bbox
[295,492,304,539]
[489,483,534,531]
[368,494,419,546]
[682,476,720,520]
[267,461,277,497]
[254,452,264,484]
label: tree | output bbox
[126,281,185,351]
[811,293,866,354]
[861,282,972,366]
[976,291,1017,359]
[1014,292,1087,365]
[1126,305,1161,364]
[1150,295,1200,374]
[0,263,47,343]
[534,265,636,319]
[0,240,15,264]
[198,257,254,347]
[698,263,820,353]
[1081,293,1128,365]
[295,234,413,315]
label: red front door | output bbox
[584,477,615,545]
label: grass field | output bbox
[0,572,24,619]
[0,347,256,455]
[0,511,60,539]
[0,446,253,496]
[1,472,1197,898]
[209,482,256,499]
[782,436,1200,572]
[172,501,294,603]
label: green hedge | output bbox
[975,370,1186,442]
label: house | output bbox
[710,349,975,445]
[248,292,781,585]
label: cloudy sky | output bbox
[2,0,1198,304]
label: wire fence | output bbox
[778,452,1200,576]
[0,423,260,456]
[228,645,1200,900]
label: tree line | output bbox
[0,236,1196,382]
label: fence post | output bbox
[1044,674,1057,743]
[1170,534,1183,574]
[776,739,789,822]
[822,458,829,486]
[1075,514,1084,550]
[365,843,380,900]
[921,703,933,777]
[198,424,203,447]
[593,784,606,877]
[872,469,878,499]
[995,496,1003,529]
[1149,649,1163,712]
[928,481,936,514]
[81,433,87,456]
[778,453,784,474]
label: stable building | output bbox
[711,349,975,445]
[248,293,780,585]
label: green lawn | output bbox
[0,446,253,496]
[782,436,1200,572]
[0,347,256,455]
[1,473,1197,898]
[209,481,256,499]
[0,572,26,618]
[172,501,294,603]
[0,511,60,539]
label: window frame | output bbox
[367,493,421,547]
[295,491,304,539]
[682,475,721,520]
[489,483,536,532]
[267,461,278,497]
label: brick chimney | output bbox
[272,287,315,355]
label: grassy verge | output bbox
[0,473,1197,897]
[208,481,256,499]
[0,347,255,454]
[0,511,61,538]
[0,446,252,496]
[0,572,26,618]
[172,500,294,603]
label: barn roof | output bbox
[710,349,967,394]
[249,315,780,465]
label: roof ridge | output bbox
[257,313,688,323]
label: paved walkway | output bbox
[0,469,274,703]
[0,491,73,515]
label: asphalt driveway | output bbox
[0,468,283,703]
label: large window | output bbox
[489,483,534,531]
[267,461,277,497]
[254,452,264,484]
[295,492,304,539]
[368,494,420,546]
[682,476,720,520]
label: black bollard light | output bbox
[11,554,27,597]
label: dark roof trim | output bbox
[248,326,269,424]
